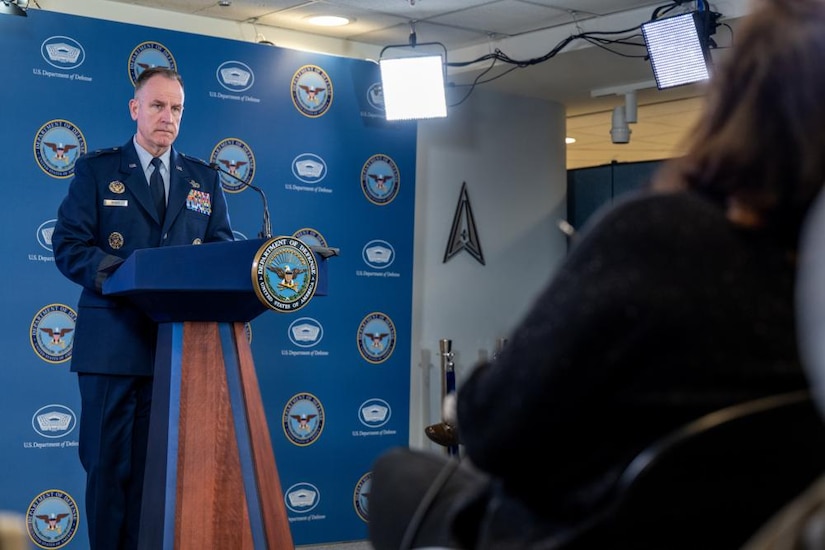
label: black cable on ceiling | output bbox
[446,0,726,107]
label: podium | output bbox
[104,238,327,550]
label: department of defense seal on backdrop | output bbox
[282,392,325,446]
[292,227,327,248]
[353,472,372,523]
[361,154,400,206]
[128,41,176,85]
[34,119,86,179]
[291,64,333,118]
[26,489,79,548]
[210,137,256,193]
[30,304,76,364]
[357,312,396,364]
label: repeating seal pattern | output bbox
[244,321,253,345]
[251,236,318,312]
[291,153,327,184]
[33,119,87,179]
[36,219,57,252]
[291,65,333,117]
[26,489,79,548]
[361,153,400,206]
[357,311,396,364]
[210,137,256,193]
[216,60,255,92]
[287,317,324,348]
[284,482,321,514]
[30,304,76,364]
[367,81,384,112]
[359,398,392,428]
[32,404,77,439]
[352,472,372,523]
[362,239,395,269]
[292,227,327,248]
[40,35,85,70]
[128,41,176,85]
[282,392,324,446]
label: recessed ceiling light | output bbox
[565,137,576,144]
[306,15,351,27]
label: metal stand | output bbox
[495,337,508,359]
[439,339,459,457]
[423,338,461,453]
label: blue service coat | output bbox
[52,139,234,376]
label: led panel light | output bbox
[642,12,711,90]
[379,55,447,121]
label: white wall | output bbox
[34,0,570,451]
[412,89,567,449]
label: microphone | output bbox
[208,162,272,239]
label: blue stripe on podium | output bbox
[164,322,184,549]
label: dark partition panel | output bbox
[567,159,663,232]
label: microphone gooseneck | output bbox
[209,162,272,239]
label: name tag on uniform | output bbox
[103,199,128,207]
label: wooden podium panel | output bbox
[139,322,293,550]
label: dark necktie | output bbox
[150,157,166,223]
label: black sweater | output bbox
[457,190,808,520]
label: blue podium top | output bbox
[103,239,329,323]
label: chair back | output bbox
[552,391,825,549]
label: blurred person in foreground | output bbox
[369,0,825,547]
[52,67,234,549]
[742,165,825,550]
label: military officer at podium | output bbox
[52,67,234,550]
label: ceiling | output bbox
[93,0,748,169]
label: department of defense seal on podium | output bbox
[252,236,318,312]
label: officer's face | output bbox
[129,74,185,157]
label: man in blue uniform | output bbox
[52,67,234,550]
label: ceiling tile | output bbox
[429,0,570,37]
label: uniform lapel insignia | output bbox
[108,232,124,249]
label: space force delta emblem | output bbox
[252,236,318,312]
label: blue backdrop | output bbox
[1,9,415,548]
